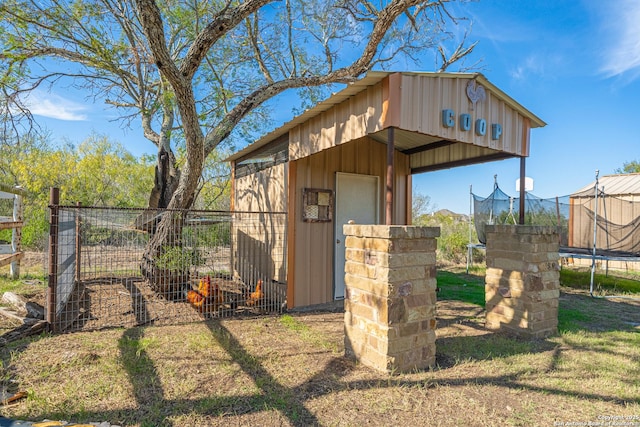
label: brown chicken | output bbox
[198,275,213,297]
[245,279,264,307]
[186,288,206,311]
[187,276,224,312]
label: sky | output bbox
[29,0,640,214]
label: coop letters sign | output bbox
[441,109,502,140]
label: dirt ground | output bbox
[0,283,639,426]
[0,250,284,335]
[1,256,639,426]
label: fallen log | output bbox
[0,320,47,346]
[0,307,37,325]
[1,292,45,320]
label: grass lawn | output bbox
[0,267,638,426]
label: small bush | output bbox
[415,211,483,265]
[156,245,205,272]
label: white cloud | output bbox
[599,0,640,78]
[509,54,546,81]
[25,91,88,121]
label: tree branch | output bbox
[180,0,277,79]
[203,0,436,154]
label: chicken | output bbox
[198,275,213,297]
[187,275,224,312]
[186,289,206,310]
[245,279,264,307]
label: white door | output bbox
[334,172,379,299]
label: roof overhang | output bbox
[226,71,546,173]
[226,71,392,162]
[367,128,515,174]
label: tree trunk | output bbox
[138,146,192,300]
[140,209,190,299]
[149,146,179,211]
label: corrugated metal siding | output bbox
[573,173,640,196]
[409,143,502,170]
[234,163,287,212]
[394,74,528,157]
[289,81,386,161]
[291,137,410,307]
[227,71,544,164]
[233,163,288,283]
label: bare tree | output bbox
[0,0,476,296]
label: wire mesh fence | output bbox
[49,204,287,332]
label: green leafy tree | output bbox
[616,161,640,174]
[418,210,481,264]
[1,134,153,248]
[0,0,476,293]
[70,135,154,207]
[412,190,435,225]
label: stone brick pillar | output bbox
[485,225,560,338]
[342,224,440,373]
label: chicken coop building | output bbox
[226,71,545,309]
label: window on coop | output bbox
[302,188,333,222]
[235,135,289,179]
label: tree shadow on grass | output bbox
[5,301,640,426]
[82,283,640,422]
[201,320,322,425]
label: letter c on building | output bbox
[442,109,455,128]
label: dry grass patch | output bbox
[0,277,639,426]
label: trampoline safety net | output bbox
[472,184,640,256]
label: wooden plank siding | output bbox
[290,137,410,307]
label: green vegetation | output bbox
[560,268,640,294]
[436,266,640,335]
[0,134,232,250]
[0,135,154,249]
[436,270,485,306]
[279,314,339,352]
[1,269,640,425]
[414,211,483,265]
[436,263,640,301]
[557,308,592,333]
[616,159,640,174]
[0,274,44,296]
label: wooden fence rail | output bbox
[0,183,26,279]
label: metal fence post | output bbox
[47,187,60,332]
[75,202,82,285]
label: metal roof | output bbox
[572,173,640,196]
[226,71,389,162]
[225,71,545,163]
